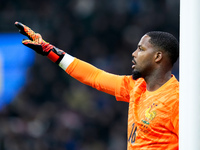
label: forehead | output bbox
[138,35,153,48]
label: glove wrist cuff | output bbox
[47,47,65,64]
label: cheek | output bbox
[137,53,148,63]
[137,54,154,69]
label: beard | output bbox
[132,70,142,80]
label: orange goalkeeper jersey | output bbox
[65,58,179,150]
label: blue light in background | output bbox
[0,33,35,108]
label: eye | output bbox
[139,47,143,51]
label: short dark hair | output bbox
[146,31,179,65]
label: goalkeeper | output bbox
[15,22,179,150]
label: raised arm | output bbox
[14,21,125,96]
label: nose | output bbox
[132,49,138,58]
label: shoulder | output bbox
[162,75,179,96]
[120,76,145,87]
[151,75,179,107]
[122,76,146,92]
[165,75,179,100]
[158,76,179,113]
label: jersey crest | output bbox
[141,103,157,125]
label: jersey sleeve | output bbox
[65,58,122,96]
[65,58,134,102]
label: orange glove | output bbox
[15,21,65,64]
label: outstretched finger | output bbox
[22,39,39,45]
[15,21,36,41]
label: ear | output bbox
[154,51,163,63]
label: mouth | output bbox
[132,59,136,69]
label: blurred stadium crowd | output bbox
[0,0,179,150]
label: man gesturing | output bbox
[15,21,179,150]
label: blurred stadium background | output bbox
[0,0,179,150]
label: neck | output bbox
[144,70,172,92]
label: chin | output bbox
[132,71,142,80]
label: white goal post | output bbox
[180,0,200,149]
